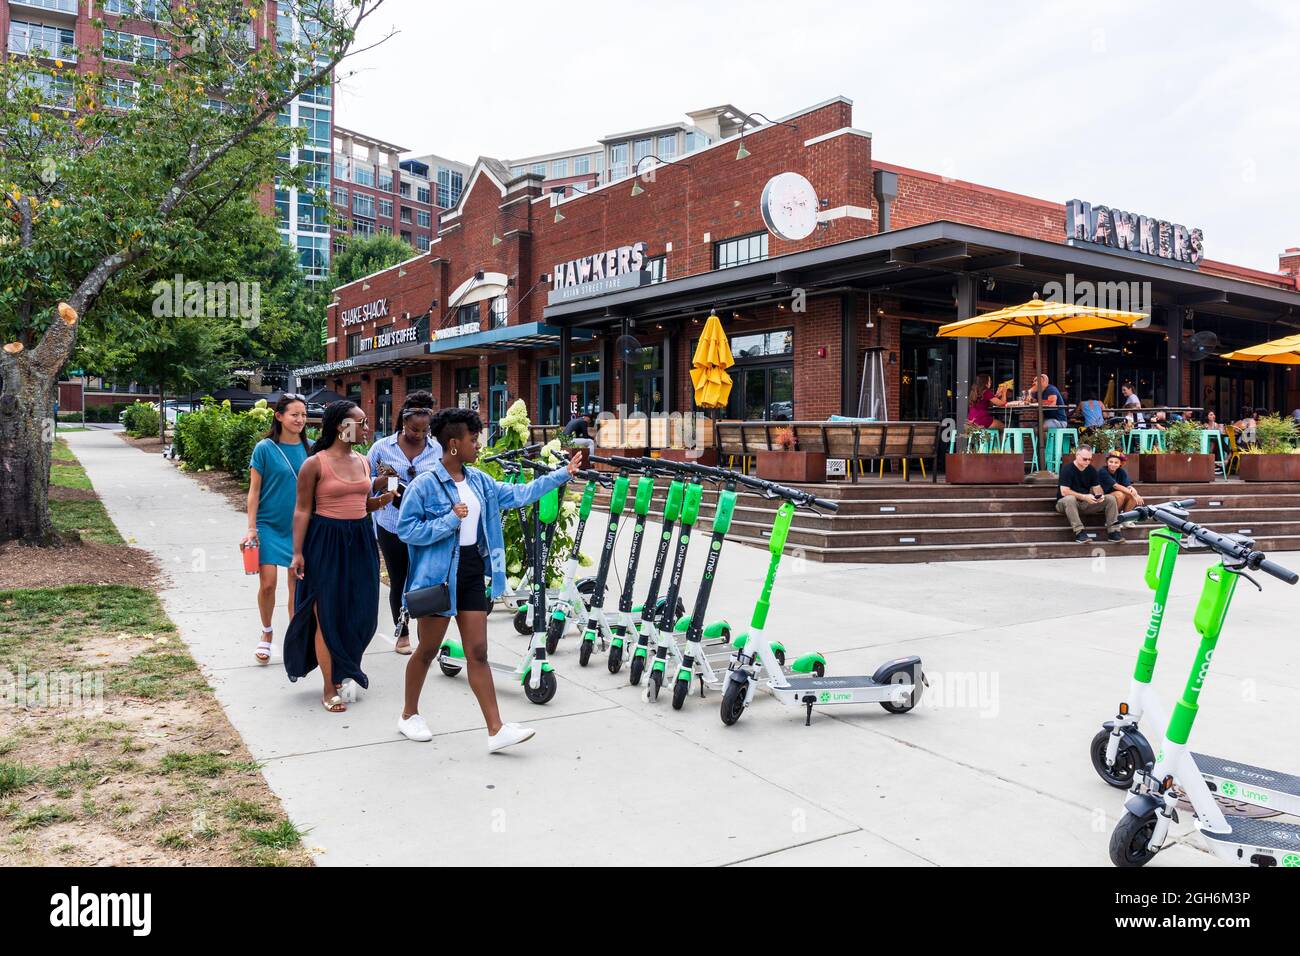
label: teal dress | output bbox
[250,438,309,567]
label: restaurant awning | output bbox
[426,321,595,357]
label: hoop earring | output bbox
[451,447,457,456]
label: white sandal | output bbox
[255,628,273,664]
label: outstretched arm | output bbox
[493,454,580,511]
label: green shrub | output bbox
[1163,419,1202,455]
[222,403,274,478]
[56,411,83,423]
[1252,414,1299,454]
[121,402,161,438]
[174,400,234,471]
[1084,427,1127,455]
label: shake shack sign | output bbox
[1066,200,1203,268]
[548,242,650,304]
[341,298,390,328]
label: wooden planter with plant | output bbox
[1140,420,1215,483]
[1079,427,1140,481]
[755,426,826,482]
[946,425,1024,484]
[1238,414,1300,481]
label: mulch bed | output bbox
[49,486,98,502]
[0,540,159,591]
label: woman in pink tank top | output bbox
[284,402,394,713]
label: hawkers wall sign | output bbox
[548,242,649,304]
[1065,200,1203,268]
[341,298,391,328]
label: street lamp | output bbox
[553,184,607,223]
[735,111,800,160]
[630,154,692,197]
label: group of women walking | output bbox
[243,391,579,752]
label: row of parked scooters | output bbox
[424,446,926,727]
[1091,500,1300,867]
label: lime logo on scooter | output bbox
[1221,781,1238,798]
[1283,854,1300,867]
[818,691,852,703]
[1145,602,1164,641]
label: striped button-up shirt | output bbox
[368,433,443,533]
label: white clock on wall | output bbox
[761,172,819,241]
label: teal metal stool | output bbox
[1044,427,1079,466]
[1001,427,1039,471]
[965,428,999,453]
[1129,429,1166,453]
[1198,429,1226,474]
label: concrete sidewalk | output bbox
[66,429,1300,866]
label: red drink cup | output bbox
[242,541,260,574]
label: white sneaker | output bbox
[397,713,433,742]
[487,723,536,753]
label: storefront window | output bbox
[537,353,601,424]
[628,346,663,415]
[692,329,794,420]
[406,373,432,393]
[455,366,480,412]
[1065,334,1166,410]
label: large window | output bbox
[573,154,591,175]
[105,0,165,17]
[646,256,667,284]
[551,158,569,178]
[627,346,663,415]
[352,193,374,218]
[298,106,330,149]
[436,167,463,207]
[633,138,653,168]
[416,209,431,228]
[490,295,509,329]
[456,302,480,328]
[297,235,328,279]
[531,163,547,177]
[352,164,375,188]
[378,169,393,192]
[714,232,769,270]
[333,186,348,207]
[8,21,76,61]
[377,198,393,219]
[103,76,138,110]
[416,185,431,204]
[692,329,794,420]
[608,143,629,181]
[400,206,412,224]
[538,353,601,424]
[102,29,171,63]
[658,133,677,159]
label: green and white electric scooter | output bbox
[1091,499,1300,820]
[435,458,563,704]
[1108,502,1299,867]
[577,466,631,667]
[604,468,656,674]
[703,466,923,725]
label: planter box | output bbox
[755,450,826,483]
[945,453,1024,484]
[656,447,717,466]
[1140,453,1214,483]
[1238,454,1300,481]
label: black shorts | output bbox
[456,544,490,613]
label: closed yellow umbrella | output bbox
[691,312,734,408]
[939,294,1148,474]
[1219,333,1300,364]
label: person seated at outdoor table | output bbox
[1098,451,1143,524]
[1055,443,1122,544]
[1147,410,1170,430]
[1028,373,1068,429]
[1203,410,1224,432]
[1121,383,1145,428]
[1233,407,1257,431]
[1077,392,1106,429]
[966,373,1007,430]
[1291,407,1300,427]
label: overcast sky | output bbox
[335,0,1300,273]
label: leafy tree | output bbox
[328,232,419,287]
[0,0,391,543]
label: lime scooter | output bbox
[1108,503,1300,867]
[603,464,656,674]
[1091,498,1300,819]
[537,468,610,653]
[577,466,632,667]
[435,457,563,704]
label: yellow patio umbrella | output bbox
[939,294,1148,474]
[690,312,735,408]
[1219,333,1300,364]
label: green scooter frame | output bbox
[1108,505,1299,867]
[578,471,630,667]
[606,473,656,674]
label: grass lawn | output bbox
[0,443,310,866]
[47,438,123,545]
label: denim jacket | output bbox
[396,460,573,615]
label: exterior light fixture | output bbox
[630,155,691,196]
[734,111,799,161]
[554,209,565,223]
[491,234,502,246]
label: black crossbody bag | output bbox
[403,476,458,618]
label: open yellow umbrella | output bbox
[939,294,1148,474]
[1219,333,1300,364]
[690,312,734,408]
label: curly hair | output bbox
[430,406,482,444]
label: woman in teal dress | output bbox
[241,395,311,663]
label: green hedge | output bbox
[82,402,129,422]
[122,402,161,438]
[173,399,273,481]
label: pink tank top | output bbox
[315,452,370,519]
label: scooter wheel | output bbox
[628,654,645,686]
[671,676,690,711]
[648,668,663,701]
[513,608,531,636]
[438,656,462,679]
[524,669,557,705]
[578,640,593,667]
[813,661,826,678]
[880,671,923,714]
[720,679,746,723]
[545,615,565,654]
[1109,809,1160,868]
[1090,728,1139,789]
[607,645,623,674]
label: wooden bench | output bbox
[713,419,943,483]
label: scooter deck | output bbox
[1193,753,1300,812]
[1199,817,1300,860]
[774,674,910,705]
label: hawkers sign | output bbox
[341,298,391,328]
[1065,200,1203,268]
[357,325,422,353]
[548,242,649,304]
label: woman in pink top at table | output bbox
[966,373,1008,430]
[285,402,395,713]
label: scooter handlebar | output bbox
[1119,498,1196,524]
[1254,555,1299,585]
[1130,498,1297,584]
[481,443,542,464]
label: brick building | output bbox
[305,95,1300,439]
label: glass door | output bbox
[488,364,508,431]
[375,378,393,438]
[454,367,480,413]
[900,323,955,422]
[727,365,794,420]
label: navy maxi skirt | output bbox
[283,514,380,689]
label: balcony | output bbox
[10,0,78,18]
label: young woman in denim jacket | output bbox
[396,407,580,752]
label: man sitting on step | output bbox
[1055,443,1122,544]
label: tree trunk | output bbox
[0,351,63,545]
